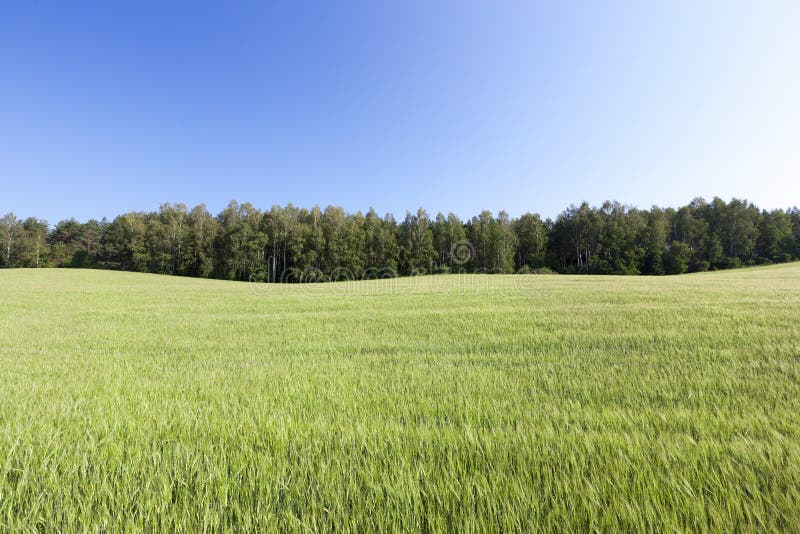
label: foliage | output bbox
[665,241,692,274]
[1,197,799,278]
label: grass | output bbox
[1,264,800,531]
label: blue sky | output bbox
[1,0,798,223]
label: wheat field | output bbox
[1,265,799,531]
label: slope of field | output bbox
[1,265,799,531]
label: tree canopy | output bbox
[1,197,798,280]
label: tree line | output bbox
[1,197,799,280]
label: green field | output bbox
[1,265,799,531]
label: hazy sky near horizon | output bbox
[1,0,799,223]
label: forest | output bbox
[1,197,799,281]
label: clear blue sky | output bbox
[2,0,798,223]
